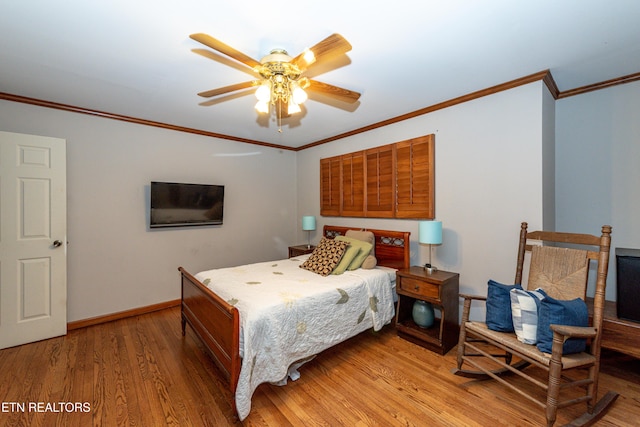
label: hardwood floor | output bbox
[1,306,639,426]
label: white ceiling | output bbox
[2,1,640,149]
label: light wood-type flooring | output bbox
[1,306,639,426]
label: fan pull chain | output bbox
[277,100,283,133]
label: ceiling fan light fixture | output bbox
[190,33,360,132]
[287,99,301,114]
[255,100,269,114]
[255,82,271,102]
[292,83,308,104]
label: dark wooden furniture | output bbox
[320,134,435,219]
[453,222,618,427]
[588,297,640,359]
[395,267,459,355]
[179,225,410,418]
[288,244,315,258]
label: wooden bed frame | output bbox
[178,225,411,414]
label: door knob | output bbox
[53,240,62,248]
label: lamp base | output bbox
[424,263,438,274]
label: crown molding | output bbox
[0,92,294,151]
[557,71,640,99]
[297,70,554,150]
[2,69,637,152]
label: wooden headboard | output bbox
[323,225,411,270]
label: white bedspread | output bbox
[195,255,395,420]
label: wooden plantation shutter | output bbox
[395,135,435,218]
[320,157,341,216]
[320,134,435,219]
[365,144,395,217]
[341,152,365,216]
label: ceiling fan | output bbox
[189,33,361,130]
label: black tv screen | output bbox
[150,181,224,228]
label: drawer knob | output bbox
[414,285,420,291]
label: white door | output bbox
[0,131,67,349]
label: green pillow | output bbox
[335,236,373,270]
[331,243,361,275]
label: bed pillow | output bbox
[300,237,348,276]
[510,287,547,344]
[335,236,373,270]
[345,230,377,269]
[536,295,588,354]
[486,280,522,332]
[331,241,362,275]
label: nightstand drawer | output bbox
[399,277,440,299]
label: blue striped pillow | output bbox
[510,288,547,344]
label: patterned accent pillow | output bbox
[510,287,547,344]
[300,237,348,276]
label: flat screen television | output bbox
[150,181,224,228]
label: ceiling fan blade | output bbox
[306,80,360,103]
[197,81,255,98]
[292,34,352,70]
[190,33,261,69]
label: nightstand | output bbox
[288,245,316,258]
[395,267,460,355]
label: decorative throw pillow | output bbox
[536,295,589,354]
[486,280,522,332]
[360,255,377,269]
[510,287,547,344]
[335,236,373,270]
[345,230,377,269]
[331,242,361,275]
[300,237,348,276]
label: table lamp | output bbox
[302,216,316,249]
[419,220,442,274]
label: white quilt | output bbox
[195,255,396,420]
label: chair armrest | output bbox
[550,324,596,339]
[549,325,598,361]
[459,294,487,324]
[459,293,486,302]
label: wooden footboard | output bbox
[179,267,241,401]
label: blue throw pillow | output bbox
[486,280,522,332]
[536,295,588,354]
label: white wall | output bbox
[6,76,617,323]
[556,80,640,300]
[297,82,549,320]
[542,85,556,231]
[0,100,297,321]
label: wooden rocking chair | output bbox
[452,222,618,427]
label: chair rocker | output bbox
[452,222,618,427]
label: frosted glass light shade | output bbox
[255,100,269,114]
[292,86,308,104]
[255,83,271,101]
[287,100,301,114]
[302,216,316,231]
[419,221,442,244]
